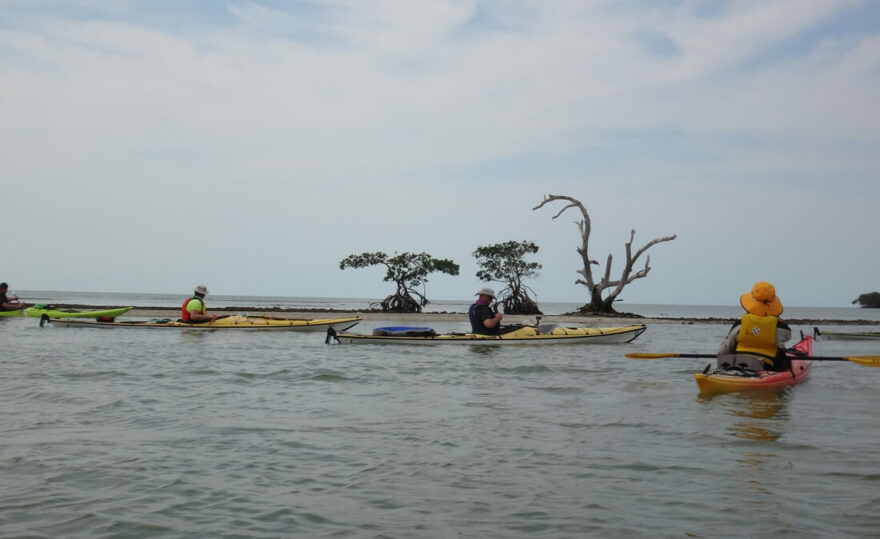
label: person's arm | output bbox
[1,295,28,310]
[482,307,503,329]
[188,311,218,323]
[187,299,217,322]
[776,321,791,348]
[717,324,739,355]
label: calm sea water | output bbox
[2,293,879,537]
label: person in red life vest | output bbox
[717,281,792,372]
[0,282,29,311]
[181,285,218,323]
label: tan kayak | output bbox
[44,314,361,332]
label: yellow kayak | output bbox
[45,314,361,332]
[694,335,813,394]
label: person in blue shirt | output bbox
[469,287,503,335]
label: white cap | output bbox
[475,287,495,298]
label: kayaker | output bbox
[469,287,503,335]
[0,282,28,311]
[717,281,791,372]
[181,285,218,323]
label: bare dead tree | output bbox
[533,194,677,314]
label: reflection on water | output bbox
[700,390,794,520]
[733,424,780,442]
[700,390,791,442]
[467,345,506,357]
[729,391,791,442]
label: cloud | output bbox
[0,0,878,306]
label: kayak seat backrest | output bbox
[372,326,437,337]
[711,366,760,377]
[536,323,559,334]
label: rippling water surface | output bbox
[2,302,879,537]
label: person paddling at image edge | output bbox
[469,287,503,335]
[717,281,792,372]
[0,282,28,311]
[181,285,218,323]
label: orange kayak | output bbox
[694,335,813,394]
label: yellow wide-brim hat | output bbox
[740,281,783,317]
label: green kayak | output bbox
[813,327,880,340]
[1,305,134,319]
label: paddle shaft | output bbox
[625,352,880,366]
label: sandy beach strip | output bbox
[44,304,879,326]
[125,308,674,325]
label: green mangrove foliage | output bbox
[473,240,543,315]
[339,251,460,313]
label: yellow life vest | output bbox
[736,313,779,364]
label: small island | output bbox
[853,292,880,308]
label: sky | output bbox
[1,0,878,308]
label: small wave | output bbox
[232,369,291,379]
[307,371,349,382]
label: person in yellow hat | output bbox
[717,281,792,372]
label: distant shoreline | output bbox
[45,304,880,326]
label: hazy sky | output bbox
[2,0,878,307]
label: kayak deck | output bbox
[47,314,362,332]
[694,335,813,394]
[330,324,647,345]
[694,360,812,394]
[25,306,134,318]
[3,306,134,318]
[813,327,880,340]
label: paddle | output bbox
[624,352,880,367]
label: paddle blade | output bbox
[846,356,880,367]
